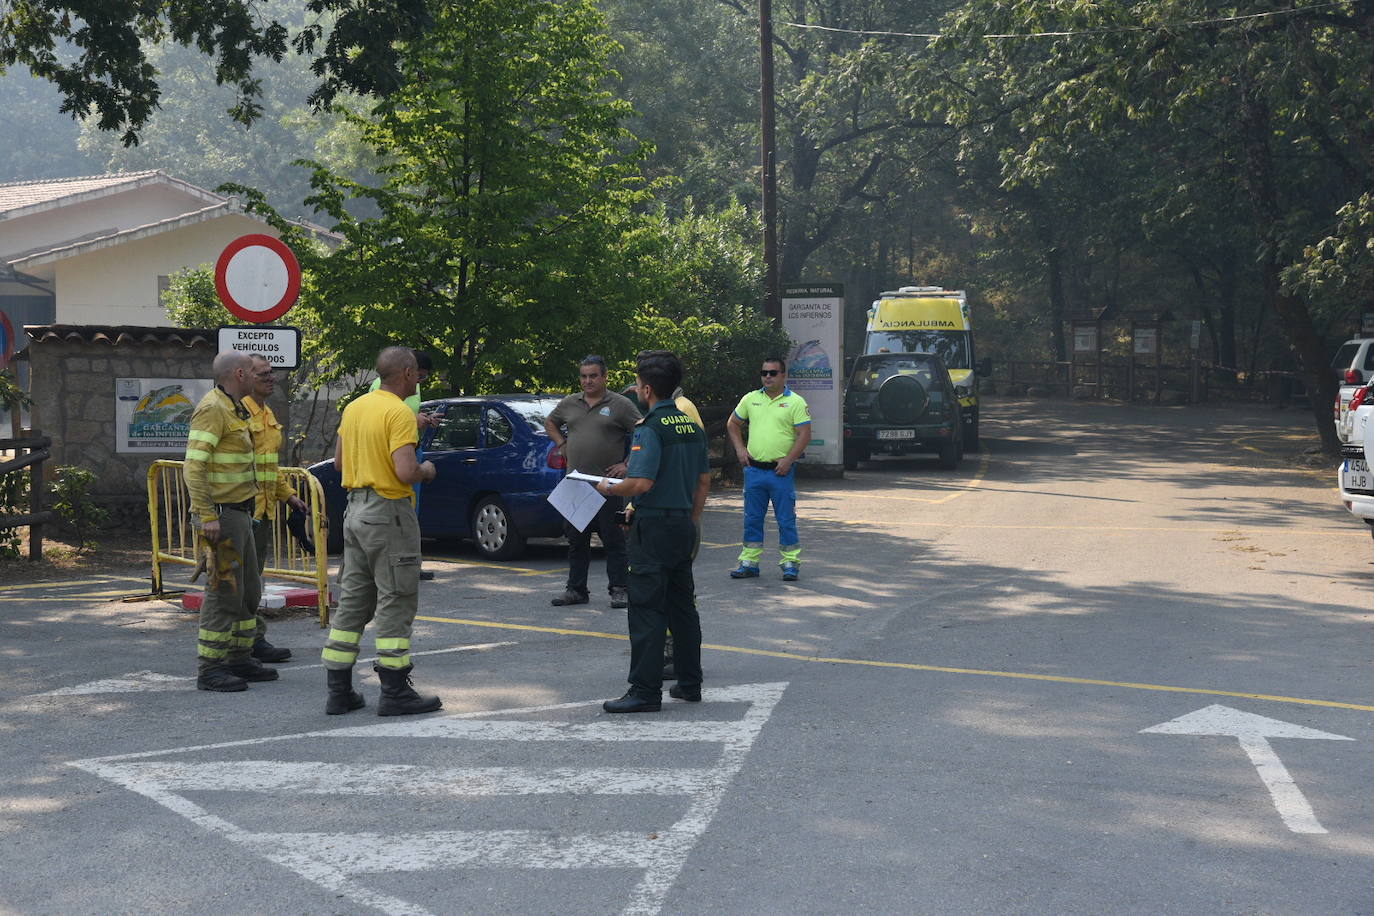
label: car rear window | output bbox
[505,399,559,433]
[850,356,940,393]
[1333,342,1361,370]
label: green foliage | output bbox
[0,0,432,145]
[46,466,107,552]
[228,0,659,396]
[1285,193,1374,317]
[0,370,29,412]
[160,265,224,329]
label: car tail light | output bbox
[546,448,566,470]
[1346,369,1362,384]
[1352,386,1372,411]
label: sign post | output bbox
[781,283,843,475]
[214,233,302,367]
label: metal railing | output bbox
[0,431,54,560]
[147,460,331,626]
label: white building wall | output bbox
[0,184,212,261]
[53,212,279,326]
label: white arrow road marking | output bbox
[33,642,515,696]
[67,681,788,916]
[1141,704,1353,834]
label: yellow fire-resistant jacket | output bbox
[184,387,256,523]
[244,395,294,519]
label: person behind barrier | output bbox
[544,355,641,609]
[596,351,710,712]
[726,356,811,581]
[244,354,308,663]
[322,346,442,717]
[185,351,280,692]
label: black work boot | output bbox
[225,658,279,682]
[374,664,442,717]
[252,637,292,663]
[197,666,248,692]
[326,667,366,715]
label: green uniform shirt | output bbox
[626,400,709,510]
[733,386,811,461]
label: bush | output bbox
[47,466,108,552]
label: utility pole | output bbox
[759,0,780,324]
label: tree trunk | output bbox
[1046,244,1067,363]
[1236,63,1338,453]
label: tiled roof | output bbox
[8,202,235,267]
[25,325,216,348]
[0,171,163,213]
[0,170,223,218]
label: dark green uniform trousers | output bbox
[197,507,262,673]
[626,513,702,696]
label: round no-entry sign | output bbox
[214,234,301,324]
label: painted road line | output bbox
[69,682,788,916]
[0,574,151,594]
[1142,705,1354,834]
[417,614,1374,713]
[418,558,556,576]
[34,642,516,697]
[89,761,725,797]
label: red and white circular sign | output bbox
[214,234,301,324]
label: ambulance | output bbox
[863,287,988,450]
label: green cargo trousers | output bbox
[322,488,422,672]
[253,521,273,642]
[197,507,262,674]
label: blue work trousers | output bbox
[739,465,800,567]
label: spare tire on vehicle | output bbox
[876,374,928,425]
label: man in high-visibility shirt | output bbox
[244,354,308,663]
[185,351,281,692]
[322,346,441,717]
[726,355,812,581]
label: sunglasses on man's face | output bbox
[760,369,781,377]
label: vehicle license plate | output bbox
[877,429,915,440]
[1343,457,1372,492]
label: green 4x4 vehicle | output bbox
[843,353,963,471]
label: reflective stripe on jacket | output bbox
[244,396,294,519]
[184,387,256,522]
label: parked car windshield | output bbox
[864,330,970,369]
[850,355,941,393]
[1332,342,1361,373]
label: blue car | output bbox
[310,394,567,560]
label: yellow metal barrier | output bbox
[147,459,331,626]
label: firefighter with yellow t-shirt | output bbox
[185,352,280,692]
[243,354,308,663]
[320,346,442,717]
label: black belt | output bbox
[214,498,255,514]
[634,507,692,517]
[748,459,779,470]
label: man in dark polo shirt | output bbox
[595,352,710,712]
[545,355,641,608]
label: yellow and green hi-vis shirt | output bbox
[184,386,256,523]
[732,386,811,461]
[244,395,295,519]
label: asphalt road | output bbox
[2,397,1371,915]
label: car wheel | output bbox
[471,495,525,561]
[937,436,960,470]
[964,411,980,452]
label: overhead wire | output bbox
[780,2,1350,41]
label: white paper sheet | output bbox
[547,476,606,532]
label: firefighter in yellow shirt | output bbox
[243,354,308,663]
[321,347,441,717]
[184,352,279,692]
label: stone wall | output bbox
[26,328,291,531]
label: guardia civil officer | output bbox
[185,351,279,692]
[321,347,441,716]
[243,354,308,663]
[596,352,710,712]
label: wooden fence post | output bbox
[28,429,43,561]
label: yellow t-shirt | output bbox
[338,389,419,500]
